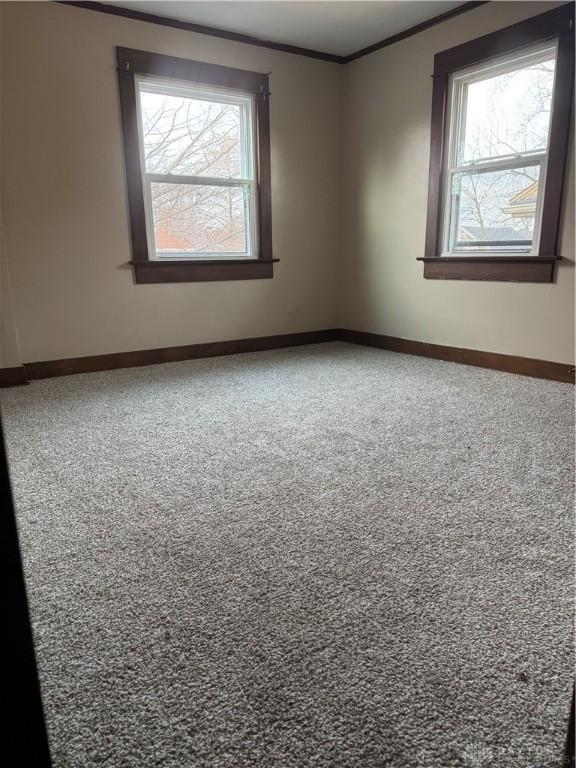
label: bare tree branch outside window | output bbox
[451,54,556,249]
[139,89,251,255]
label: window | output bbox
[421,4,574,282]
[444,44,556,256]
[137,80,257,261]
[117,48,274,283]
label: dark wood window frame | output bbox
[116,47,275,283]
[419,4,574,283]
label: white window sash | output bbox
[135,76,259,261]
[441,43,557,258]
[449,151,546,176]
[146,173,254,187]
[142,177,258,261]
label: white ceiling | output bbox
[106,1,471,57]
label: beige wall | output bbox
[1,1,343,363]
[0,1,22,369]
[1,2,574,367]
[342,1,575,365]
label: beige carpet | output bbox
[2,342,574,767]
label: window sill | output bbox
[417,256,559,283]
[130,259,278,284]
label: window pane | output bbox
[139,88,247,178]
[449,165,540,250]
[459,53,556,163]
[150,183,250,257]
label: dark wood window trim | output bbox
[420,4,574,283]
[116,47,275,283]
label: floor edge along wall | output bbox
[0,329,573,386]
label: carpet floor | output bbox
[1,342,574,768]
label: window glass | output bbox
[449,165,541,251]
[150,183,249,256]
[139,88,245,178]
[444,45,557,255]
[136,78,256,260]
[459,54,556,164]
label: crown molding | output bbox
[55,1,491,65]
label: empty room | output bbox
[2,1,574,766]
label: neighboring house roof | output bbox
[459,225,531,242]
[508,180,538,204]
[501,180,538,218]
[457,179,538,244]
